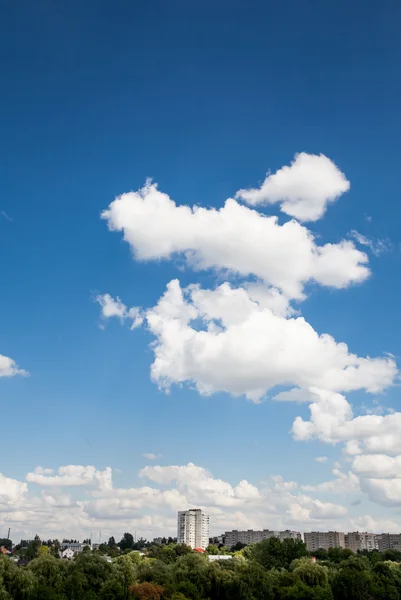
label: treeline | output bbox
[2,537,401,599]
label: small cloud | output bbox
[349,229,392,257]
[315,456,327,463]
[0,210,12,222]
[142,453,161,461]
[351,499,361,506]
[96,293,143,329]
[365,214,372,223]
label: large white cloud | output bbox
[0,474,27,508]
[101,180,368,300]
[135,281,396,402]
[235,152,350,222]
[0,354,27,377]
[26,465,112,491]
[292,388,401,456]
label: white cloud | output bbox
[34,467,54,475]
[139,462,261,507]
[26,465,112,491]
[15,461,401,539]
[96,293,143,329]
[140,281,396,402]
[0,354,27,377]
[349,230,392,257]
[273,388,317,403]
[0,474,27,507]
[315,457,328,463]
[352,454,401,479]
[292,389,401,457]
[142,453,161,460]
[302,468,360,494]
[235,152,350,222]
[101,180,369,300]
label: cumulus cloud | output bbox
[138,281,396,402]
[0,354,27,377]
[96,162,399,521]
[235,152,350,222]
[96,293,143,329]
[0,474,27,508]
[139,462,261,507]
[0,462,353,540]
[315,457,328,463]
[101,180,369,300]
[302,468,360,494]
[26,465,112,491]
[292,389,401,457]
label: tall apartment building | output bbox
[378,533,401,552]
[360,533,379,551]
[345,532,379,553]
[177,509,209,550]
[225,529,301,549]
[304,531,345,552]
[344,532,361,553]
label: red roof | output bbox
[194,548,205,553]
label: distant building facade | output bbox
[60,542,85,554]
[225,529,301,550]
[360,533,379,551]
[177,509,209,550]
[378,533,401,552]
[345,532,379,553]
[304,531,345,552]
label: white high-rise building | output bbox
[177,509,209,549]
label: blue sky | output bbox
[2,0,401,541]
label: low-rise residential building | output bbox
[304,531,345,552]
[59,547,75,560]
[153,537,164,545]
[60,542,85,554]
[208,555,233,562]
[224,529,301,549]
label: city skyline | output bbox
[2,0,401,542]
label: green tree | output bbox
[120,534,134,552]
[290,557,329,587]
[9,568,37,600]
[372,561,400,600]
[230,542,246,552]
[332,558,374,600]
[115,554,138,599]
[74,553,113,595]
[251,538,308,570]
[206,544,220,555]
